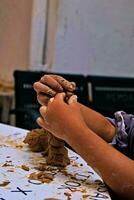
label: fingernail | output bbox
[72,95,77,101]
[43,106,47,112]
[68,85,75,91]
[69,85,73,89]
[69,83,76,90]
[71,82,76,87]
[49,97,54,102]
[69,95,78,104]
[36,117,42,125]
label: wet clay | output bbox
[24,128,70,167]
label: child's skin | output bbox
[33,74,134,199]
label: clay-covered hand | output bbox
[33,74,76,106]
[37,93,87,142]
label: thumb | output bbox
[68,95,78,105]
[36,116,49,129]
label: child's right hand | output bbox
[37,92,86,141]
[33,74,76,106]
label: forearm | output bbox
[65,125,134,199]
[78,103,116,142]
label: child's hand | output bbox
[33,74,76,106]
[37,93,87,141]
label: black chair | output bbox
[13,70,44,130]
[13,70,89,130]
[87,75,134,117]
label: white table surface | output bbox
[0,123,111,200]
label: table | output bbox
[0,123,111,200]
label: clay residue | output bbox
[0,180,10,187]
[28,171,54,183]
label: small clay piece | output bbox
[21,165,30,171]
[0,180,10,187]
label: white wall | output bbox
[0,0,33,81]
[30,0,48,69]
[52,0,134,77]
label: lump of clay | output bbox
[24,128,70,167]
[46,133,70,167]
[23,128,49,152]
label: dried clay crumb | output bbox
[82,194,90,199]
[35,163,47,171]
[7,169,14,172]
[0,181,10,187]
[15,144,24,148]
[21,165,30,171]
[64,192,71,197]
[29,171,54,183]
[44,198,60,200]
[2,162,13,167]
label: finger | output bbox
[70,81,76,89]
[54,92,66,102]
[36,117,49,129]
[68,95,78,105]
[33,82,56,96]
[51,75,76,92]
[39,106,47,119]
[65,91,74,103]
[37,93,50,105]
[49,97,54,103]
[40,75,63,92]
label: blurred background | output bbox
[1,0,134,81]
[1,0,134,128]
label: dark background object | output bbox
[87,75,134,117]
